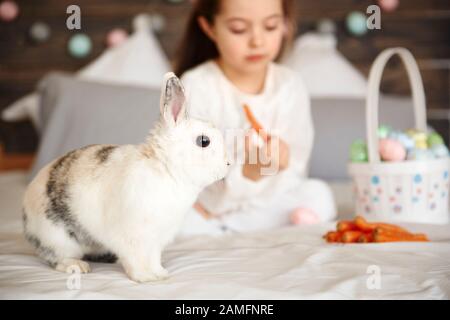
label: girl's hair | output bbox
[174,0,297,76]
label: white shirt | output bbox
[181,60,314,216]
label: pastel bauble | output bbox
[378,0,399,13]
[317,18,336,34]
[68,33,92,58]
[0,1,19,22]
[29,21,51,43]
[346,11,368,36]
[150,13,166,33]
[106,28,128,47]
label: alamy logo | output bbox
[66,5,81,30]
[66,264,81,290]
[366,265,382,290]
[367,5,381,30]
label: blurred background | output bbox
[0,0,449,180]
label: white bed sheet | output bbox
[0,171,449,299]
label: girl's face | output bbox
[200,0,285,74]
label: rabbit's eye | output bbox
[196,135,210,148]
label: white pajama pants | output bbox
[177,179,337,239]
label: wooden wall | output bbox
[1,0,449,153]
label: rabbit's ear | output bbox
[160,72,188,125]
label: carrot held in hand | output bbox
[193,202,212,220]
[243,104,268,142]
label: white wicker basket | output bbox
[348,48,450,224]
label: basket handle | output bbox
[366,47,427,163]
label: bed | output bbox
[1,169,449,299]
[1,72,449,300]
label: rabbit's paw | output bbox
[125,266,169,283]
[153,266,169,279]
[55,258,91,274]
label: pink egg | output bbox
[290,207,320,225]
[106,28,128,47]
[379,138,406,161]
[0,1,19,22]
[378,0,399,13]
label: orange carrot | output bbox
[374,227,429,242]
[374,233,429,243]
[193,202,212,220]
[354,216,409,234]
[243,104,268,141]
[357,232,374,243]
[324,231,342,243]
[337,221,358,232]
[323,216,429,244]
[341,230,364,243]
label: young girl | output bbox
[175,0,336,236]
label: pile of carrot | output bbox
[323,216,429,243]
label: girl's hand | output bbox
[242,131,290,181]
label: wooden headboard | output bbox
[0,0,449,164]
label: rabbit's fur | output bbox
[22,73,229,282]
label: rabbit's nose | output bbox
[226,161,231,166]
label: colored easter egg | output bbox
[378,125,391,139]
[290,207,320,225]
[431,144,449,158]
[346,11,368,36]
[68,33,92,58]
[0,1,18,22]
[415,141,428,149]
[427,132,444,148]
[396,132,415,150]
[350,139,368,162]
[29,21,51,43]
[406,130,428,149]
[379,138,406,162]
[406,129,426,139]
[407,148,434,161]
[106,28,128,47]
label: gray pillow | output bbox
[309,96,416,181]
[29,73,161,182]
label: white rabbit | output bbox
[22,72,230,283]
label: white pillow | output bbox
[282,32,367,98]
[2,94,41,128]
[1,14,170,131]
